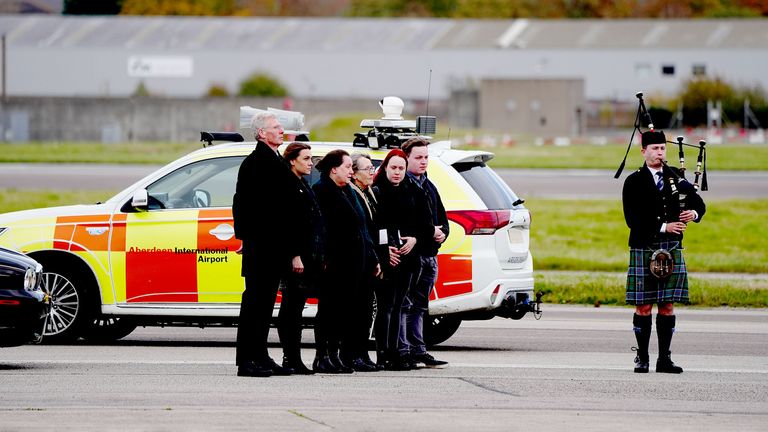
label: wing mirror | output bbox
[131,189,148,211]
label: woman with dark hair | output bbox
[277,142,325,375]
[312,149,381,373]
[372,148,429,370]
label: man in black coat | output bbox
[622,130,705,374]
[400,138,450,368]
[232,112,300,377]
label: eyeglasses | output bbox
[356,166,375,173]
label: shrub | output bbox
[238,73,288,97]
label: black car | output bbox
[0,246,48,347]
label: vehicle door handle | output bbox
[209,224,235,241]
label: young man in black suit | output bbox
[232,112,300,377]
[622,130,705,374]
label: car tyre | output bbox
[37,261,96,343]
[84,317,137,342]
[424,315,462,347]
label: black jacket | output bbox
[622,163,706,248]
[373,178,434,268]
[232,141,301,275]
[406,174,450,257]
[292,175,326,272]
[312,176,379,283]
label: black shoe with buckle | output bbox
[656,352,683,374]
[634,355,650,373]
[237,361,273,377]
[411,352,448,368]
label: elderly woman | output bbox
[312,149,381,373]
[276,142,325,375]
[372,148,429,370]
[348,153,386,371]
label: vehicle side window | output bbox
[453,162,524,210]
[146,156,244,210]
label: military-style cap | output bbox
[641,130,666,147]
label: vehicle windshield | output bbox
[453,162,524,210]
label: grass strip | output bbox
[528,199,768,274]
[537,271,767,308]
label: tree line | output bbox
[64,0,768,18]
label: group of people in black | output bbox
[233,112,449,377]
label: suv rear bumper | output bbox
[430,272,534,317]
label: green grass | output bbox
[0,142,199,164]
[528,199,768,274]
[0,189,118,213]
[1,114,767,170]
[536,272,768,308]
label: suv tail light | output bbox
[448,210,511,235]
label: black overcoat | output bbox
[312,176,378,286]
[232,140,301,276]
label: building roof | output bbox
[1,15,766,51]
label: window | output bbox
[635,63,651,79]
[453,162,524,210]
[662,65,675,76]
[145,156,244,210]
[692,64,706,76]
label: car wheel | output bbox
[84,317,137,342]
[38,263,95,342]
[424,315,462,347]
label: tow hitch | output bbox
[499,291,543,320]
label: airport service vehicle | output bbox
[0,246,48,347]
[0,100,537,344]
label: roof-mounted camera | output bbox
[353,96,436,149]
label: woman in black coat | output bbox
[277,142,325,375]
[312,149,381,373]
[371,148,432,370]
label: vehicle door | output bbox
[115,156,245,305]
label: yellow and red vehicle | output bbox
[0,107,536,344]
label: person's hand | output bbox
[679,210,696,223]
[400,237,416,255]
[292,256,304,273]
[388,246,401,267]
[434,225,446,243]
[665,222,687,235]
[373,263,382,278]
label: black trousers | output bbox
[343,275,375,360]
[374,265,413,357]
[277,273,310,360]
[236,270,281,366]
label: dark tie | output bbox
[655,171,664,191]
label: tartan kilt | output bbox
[625,241,689,305]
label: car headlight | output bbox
[24,268,38,291]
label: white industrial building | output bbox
[1,15,767,101]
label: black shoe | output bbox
[385,355,416,371]
[329,353,354,374]
[361,353,382,371]
[350,358,378,372]
[237,361,273,377]
[312,355,340,374]
[633,355,650,373]
[656,353,683,374]
[262,357,293,376]
[411,352,448,368]
[283,357,315,375]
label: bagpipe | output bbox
[615,92,708,192]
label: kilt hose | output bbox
[625,241,689,305]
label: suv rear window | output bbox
[453,162,524,210]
